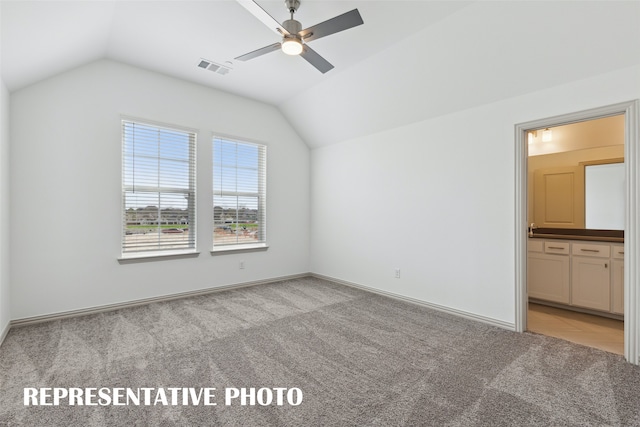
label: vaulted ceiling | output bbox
[2,1,640,148]
[1,1,471,101]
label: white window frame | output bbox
[211,135,267,254]
[120,118,198,260]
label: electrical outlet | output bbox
[239,261,245,270]
[395,268,401,279]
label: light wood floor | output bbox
[527,303,624,355]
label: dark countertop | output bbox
[529,228,624,243]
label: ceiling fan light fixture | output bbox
[282,37,303,56]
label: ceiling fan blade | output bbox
[300,45,334,74]
[235,42,281,61]
[299,9,363,43]
[235,0,289,36]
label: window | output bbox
[122,120,196,254]
[213,137,266,248]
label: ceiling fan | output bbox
[234,0,364,74]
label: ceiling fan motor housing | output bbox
[282,19,302,36]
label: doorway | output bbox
[514,100,640,365]
[527,117,624,354]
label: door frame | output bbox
[514,100,640,365]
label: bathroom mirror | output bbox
[584,160,624,230]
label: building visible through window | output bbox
[122,120,196,254]
[213,137,266,247]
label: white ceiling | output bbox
[282,0,640,147]
[0,0,472,104]
[2,1,640,148]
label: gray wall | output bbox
[0,76,10,335]
[10,60,310,319]
[310,65,640,327]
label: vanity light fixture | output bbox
[542,128,553,142]
[528,131,537,144]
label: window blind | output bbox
[122,120,196,254]
[213,137,266,247]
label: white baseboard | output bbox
[10,273,310,328]
[6,272,515,339]
[0,321,10,348]
[311,273,516,331]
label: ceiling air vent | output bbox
[197,59,232,76]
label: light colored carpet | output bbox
[1,277,639,426]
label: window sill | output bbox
[118,250,200,264]
[210,243,269,255]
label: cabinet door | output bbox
[612,259,624,315]
[571,256,610,311]
[528,252,570,304]
[534,166,585,228]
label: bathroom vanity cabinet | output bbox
[528,238,623,316]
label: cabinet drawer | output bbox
[612,245,624,260]
[528,240,543,253]
[572,243,610,258]
[544,241,569,255]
